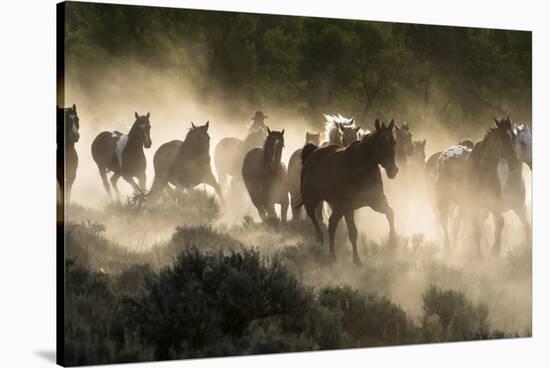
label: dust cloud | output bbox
[64,62,532,336]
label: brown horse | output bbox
[148,121,222,203]
[242,128,289,222]
[435,118,519,255]
[298,119,399,265]
[91,112,152,198]
[288,132,322,220]
[57,104,80,203]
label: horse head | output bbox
[395,122,413,157]
[412,139,426,163]
[130,112,152,148]
[186,121,211,154]
[338,120,362,146]
[305,131,322,146]
[370,118,399,178]
[513,123,532,170]
[65,104,80,144]
[492,117,520,171]
[264,127,285,171]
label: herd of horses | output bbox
[58,106,532,265]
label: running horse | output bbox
[91,112,152,198]
[298,119,399,265]
[214,111,268,193]
[287,132,322,220]
[57,104,80,203]
[434,118,519,255]
[242,128,289,222]
[148,121,223,203]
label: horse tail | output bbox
[301,143,318,164]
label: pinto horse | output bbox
[242,128,289,222]
[298,119,399,265]
[149,121,222,203]
[287,132,322,220]
[92,112,152,198]
[435,118,519,255]
[57,104,80,203]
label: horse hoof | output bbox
[353,257,363,266]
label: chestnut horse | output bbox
[297,119,399,265]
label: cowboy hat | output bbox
[251,111,268,120]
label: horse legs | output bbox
[471,211,482,257]
[280,192,289,223]
[344,210,361,265]
[122,174,142,194]
[371,196,397,248]
[110,172,121,198]
[291,193,303,221]
[436,195,450,250]
[66,176,75,204]
[514,204,531,246]
[328,208,343,261]
[449,205,464,248]
[491,211,505,256]
[98,166,112,198]
[305,201,323,244]
[137,172,147,193]
[204,171,224,205]
[257,206,268,222]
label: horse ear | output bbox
[350,117,355,125]
[267,127,271,134]
[388,119,395,130]
[72,104,76,111]
[146,112,150,119]
[135,112,139,120]
[494,118,500,127]
[281,129,285,135]
[375,119,381,130]
[205,121,209,129]
[191,122,196,129]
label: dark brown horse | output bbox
[298,119,399,265]
[91,112,152,198]
[288,132,322,220]
[242,128,289,222]
[214,122,267,193]
[149,121,222,203]
[57,104,80,203]
[435,118,519,255]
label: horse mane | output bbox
[324,113,355,143]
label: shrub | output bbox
[318,286,415,347]
[421,285,489,342]
[119,248,315,360]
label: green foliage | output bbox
[63,223,521,365]
[421,285,490,341]
[318,286,415,347]
[64,2,531,130]
[119,248,315,359]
